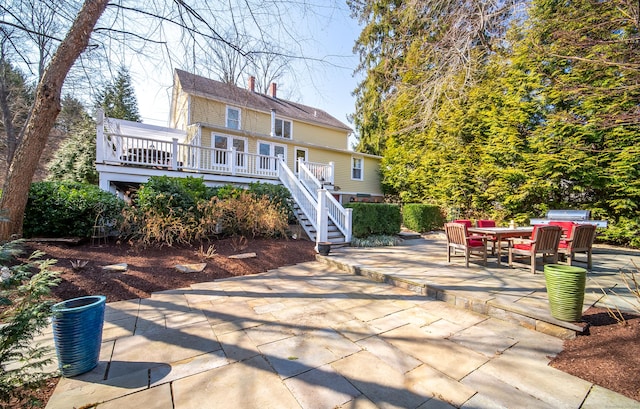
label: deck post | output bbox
[171,138,178,169]
[328,161,335,184]
[96,109,104,163]
[230,147,237,175]
[344,208,353,243]
[316,189,328,244]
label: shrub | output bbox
[247,182,295,223]
[211,184,243,200]
[345,203,402,238]
[211,191,288,238]
[23,182,124,238]
[403,203,445,232]
[598,217,640,248]
[0,240,60,408]
[136,176,212,217]
[121,185,289,246]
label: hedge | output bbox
[344,203,402,238]
[402,203,444,232]
[24,181,124,238]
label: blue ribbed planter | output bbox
[51,295,106,377]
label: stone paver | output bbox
[43,239,640,409]
[96,384,173,409]
[284,364,361,409]
[172,355,300,409]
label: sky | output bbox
[131,2,363,145]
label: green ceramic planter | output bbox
[544,264,586,322]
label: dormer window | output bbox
[226,106,241,130]
[274,118,292,139]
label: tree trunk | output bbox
[0,0,109,241]
[0,72,18,174]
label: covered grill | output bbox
[530,209,607,228]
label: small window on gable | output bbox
[275,118,292,139]
[226,106,241,130]
[352,157,363,181]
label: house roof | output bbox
[174,69,352,132]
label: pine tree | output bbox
[95,67,141,122]
[47,111,98,184]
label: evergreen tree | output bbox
[366,0,640,240]
[95,67,141,122]
[0,62,34,169]
[47,110,98,185]
[524,0,640,220]
[48,66,142,185]
[55,94,87,133]
[348,0,519,156]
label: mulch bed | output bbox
[24,237,317,303]
[549,307,640,402]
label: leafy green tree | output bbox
[370,0,640,245]
[95,67,140,122]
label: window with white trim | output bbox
[226,106,241,130]
[212,133,247,168]
[258,141,287,171]
[351,157,363,180]
[274,118,292,139]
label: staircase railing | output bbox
[278,157,319,235]
[325,192,352,243]
[298,159,322,195]
[297,159,352,243]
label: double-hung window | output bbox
[351,157,363,180]
[274,118,292,139]
[226,106,241,130]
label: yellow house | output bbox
[170,69,383,203]
[95,69,383,244]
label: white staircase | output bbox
[277,157,352,245]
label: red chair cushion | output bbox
[549,221,576,237]
[467,239,485,247]
[454,219,472,228]
[513,243,532,251]
[477,220,496,228]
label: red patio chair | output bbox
[445,222,488,268]
[508,225,562,274]
[549,221,577,239]
[453,219,473,228]
[476,220,496,228]
[558,224,597,269]
[476,220,498,253]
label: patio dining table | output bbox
[467,226,534,266]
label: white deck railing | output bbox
[97,112,278,179]
[303,160,334,185]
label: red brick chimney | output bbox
[248,76,255,92]
[269,83,277,98]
